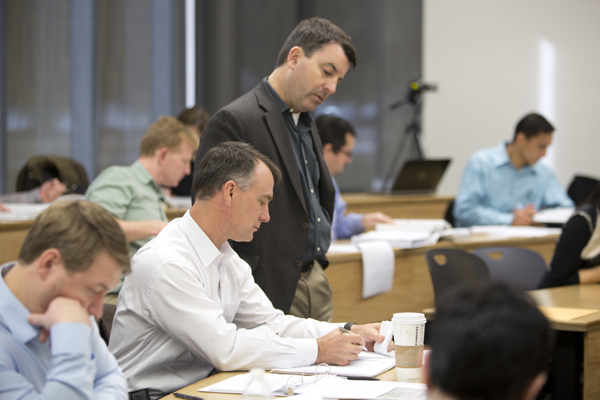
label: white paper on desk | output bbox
[376,219,450,232]
[469,225,561,238]
[198,373,321,395]
[352,230,440,249]
[0,203,49,221]
[298,379,428,400]
[356,240,395,299]
[533,207,574,224]
[272,351,395,377]
[328,243,360,254]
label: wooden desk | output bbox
[326,234,559,324]
[342,193,453,219]
[0,221,31,265]
[528,284,600,400]
[160,368,401,400]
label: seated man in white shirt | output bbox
[0,199,130,399]
[109,142,390,398]
[425,284,552,400]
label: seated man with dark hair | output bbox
[0,199,131,399]
[454,112,573,227]
[110,142,391,398]
[426,283,552,400]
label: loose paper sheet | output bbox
[357,241,395,299]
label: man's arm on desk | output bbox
[116,219,168,242]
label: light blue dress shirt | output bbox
[454,142,574,227]
[332,178,364,240]
[0,263,128,399]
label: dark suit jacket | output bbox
[194,81,335,313]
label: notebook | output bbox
[388,159,450,194]
[271,351,395,377]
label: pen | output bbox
[345,376,380,381]
[174,393,205,400]
[338,326,351,334]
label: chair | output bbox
[567,175,600,206]
[472,247,548,291]
[424,248,490,306]
[443,199,455,227]
[97,303,117,345]
[16,155,90,194]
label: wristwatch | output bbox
[343,322,357,332]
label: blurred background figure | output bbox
[543,182,600,287]
[170,105,211,197]
[316,115,393,240]
[0,178,67,212]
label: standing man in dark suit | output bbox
[194,17,357,321]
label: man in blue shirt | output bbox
[316,115,393,239]
[0,199,130,399]
[454,113,574,227]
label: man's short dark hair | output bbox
[429,284,552,400]
[275,17,357,69]
[192,142,282,202]
[513,113,555,141]
[316,114,356,153]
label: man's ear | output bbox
[514,132,527,145]
[37,248,63,281]
[521,372,547,400]
[287,46,303,69]
[322,143,335,159]
[156,147,170,163]
[222,180,236,206]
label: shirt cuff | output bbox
[50,322,92,356]
[497,213,515,225]
[294,338,319,366]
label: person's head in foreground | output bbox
[1,199,130,398]
[426,283,552,400]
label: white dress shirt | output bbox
[109,211,337,396]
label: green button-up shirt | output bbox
[85,161,167,257]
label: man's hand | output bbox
[350,323,394,352]
[361,212,394,230]
[27,297,91,343]
[39,178,67,203]
[512,204,536,226]
[315,329,364,365]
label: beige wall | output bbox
[423,0,600,196]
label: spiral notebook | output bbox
[271,351,395,378]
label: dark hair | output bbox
[582,182,600,208]
[430,284,552,400]
[316,114,356,153]
[177,105,211,135]
[192,142,282,202]
[513,113,554,141]
[275,17,357,69]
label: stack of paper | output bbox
[351,230,440,249]
[469,225,561,238]
[0,203,49,221]
[533,207,574,224]
[376,219,451,232]
[271,351,395,378]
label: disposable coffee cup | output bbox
[392,312,426,383]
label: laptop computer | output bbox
[388,159,451,194]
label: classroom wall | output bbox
[422,0,600,196]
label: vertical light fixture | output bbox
[185,0,196,108]
[538,39,556,166]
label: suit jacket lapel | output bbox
[255,82,308,215]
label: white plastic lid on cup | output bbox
[392,312,427,324]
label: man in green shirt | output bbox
[86,116,198,257]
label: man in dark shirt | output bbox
[194,17,357,321]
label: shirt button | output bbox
[305,159,308,164]
[317,247,321,252]
[310,189,314,194]
[302,222,309,229]
[317,218,321,222]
